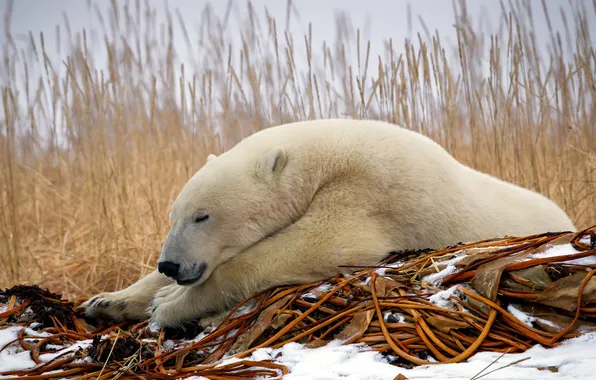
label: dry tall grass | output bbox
[1,1,594,299]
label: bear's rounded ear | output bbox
[255,146,287,181]
[207,154,217,162]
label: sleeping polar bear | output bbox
[81,118,576,328]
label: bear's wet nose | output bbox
[158,261,180,278]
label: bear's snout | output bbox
[158,261,180,278]
[158,260,208,286]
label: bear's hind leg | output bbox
[81,270,174,322]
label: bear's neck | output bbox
[282,143,362,211]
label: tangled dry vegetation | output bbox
[1,0,595,304]
[1,225,595,378]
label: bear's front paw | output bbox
[148,285,195,329]
[80,292,149,322]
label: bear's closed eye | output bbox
[194,214,209,223]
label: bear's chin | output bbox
[176,262,207,286]
[176,277,201,286]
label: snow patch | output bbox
[239,333,596,379]
[38,340,92,362]
[383,311,406,323]
[507,304,536,327]
[579,235,592,246]
[0,327,90,374]
[375,261,405,276]
[429,285,460,310]
[421,256,466,285]
[529,243,596,266]
[534,317,558,329]
[247,340,398,380]
[299,283,334,301]
[0,327,37,372]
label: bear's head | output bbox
[157,146,299,286]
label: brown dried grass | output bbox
[0,0,595,299]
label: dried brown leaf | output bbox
[374,276,404,298]
[454,246,519,268]
[230,294,293,353]
[507,265,553,291]
[426,315,470,333]
[500,277,533,292]
[304,339,329,349]
[335,309,375,344]
[471,251,533,300]
[270,313,293,330]
[531,310,596,334]
[462,293,492,316]
[535,272,596,311]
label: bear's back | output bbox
[231,118,456,169]
[232,118,576,237]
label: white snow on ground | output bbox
[383,311,406,323]
[529,242,596,266]
[299,282,335,301]
[428,285,460,310]
[375,261,405,276]
[37,340,94,362]
[419,239,596,288]
[235,332,596,380]
[0,327,38,372]
[0,326,92,375]
[2,323,596,379]
[507,304,536,327]
[3,237,596,379]
[420,255,467,285]
[579,235,592,246]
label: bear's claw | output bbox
[95,300,112,308]
[80,292,148,322]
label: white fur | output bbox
[81,119,576,328]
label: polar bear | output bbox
[81,118,576,328]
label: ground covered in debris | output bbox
[1,225,595,379]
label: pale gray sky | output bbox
[4,0,592,65]
[1,0,594,141]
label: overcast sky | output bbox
[6,0,493,47]
[1,0,594,140]
[5,0,593,64]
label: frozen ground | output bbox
[1,235,595,379]
[2,324,595,379]
[222,333,596,380]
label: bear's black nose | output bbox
[158,261,180,278]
